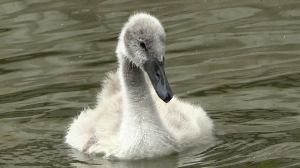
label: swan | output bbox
[65,12,214,160]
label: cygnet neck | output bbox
[120,56,148,100]
[116,51,175,158]
[118,48,167,129]
[119,54,157,115]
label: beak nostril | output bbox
[155,72,160,79]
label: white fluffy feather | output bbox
[65,12,214,160]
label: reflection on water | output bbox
[1,0,300,167]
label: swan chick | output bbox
[65,12,214,160]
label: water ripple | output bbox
[0,0,300,167]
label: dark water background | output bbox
[1,0,300,167]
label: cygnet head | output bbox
[117,12,173,103]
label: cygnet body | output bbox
[65,12,214,160]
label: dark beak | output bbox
[144,58,173,103]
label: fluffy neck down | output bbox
[115,49,176,159]
[118,55,162,131]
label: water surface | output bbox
[1,0,300,167]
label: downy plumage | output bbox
[66,12,214,160]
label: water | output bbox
[1,0,300,167]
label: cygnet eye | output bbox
[140,42,146,49]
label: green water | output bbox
[1,0,300,167]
